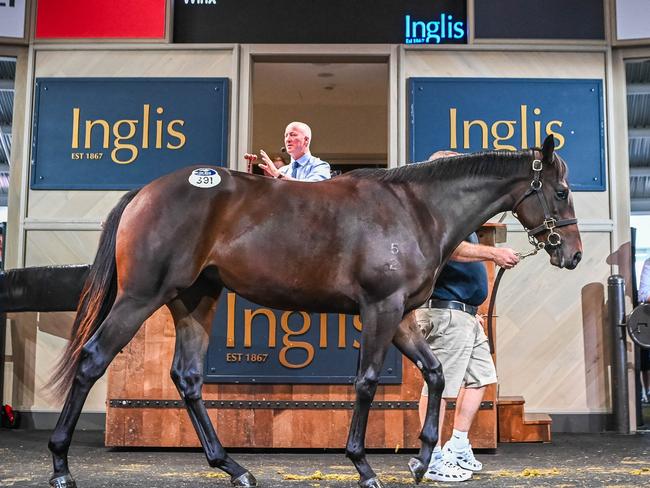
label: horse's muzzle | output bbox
[565,251,582,270]
[550,248,581,269]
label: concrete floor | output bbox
[0,429,649,487]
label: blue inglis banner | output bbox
[409,78,605,191]
[204,291,402,384]
[31,78,229,189]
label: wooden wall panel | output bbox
[9,47,236,414]
[25,230,100,266]
[497,231,612,414]
[28,191,126,222]
[28,49,235,221]
[403,50,609,223]
[403,49,612,418]
[17,230,106,410]
[33,50,234,79]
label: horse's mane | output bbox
[346,149,567,183]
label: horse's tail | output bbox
[49,188,141,397]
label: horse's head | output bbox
[512,135,583,270]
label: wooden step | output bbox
[497,395,525,405]
[497,396,551,443]
[524,413,552,425]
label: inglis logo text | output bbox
[183,0,216,4]
[0,1,16,6]
[449,105,565,151]
[404,13,465,44]
[71,104,187,165]
[224,292,363,370]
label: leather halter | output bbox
[511,150,578,250]
[486,151,578,354]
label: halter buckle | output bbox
[530,179,542,190]
[532,159,543,172]
[543,218,557,230]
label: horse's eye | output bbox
[555,190,569,200]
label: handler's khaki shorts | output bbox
[416,308,497,398]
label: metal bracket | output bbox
[543,218,557,230]
[109,399,420,410]
[445,400,494,411]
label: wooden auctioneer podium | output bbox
[105,223,547,449]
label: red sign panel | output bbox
[36,0,166,39]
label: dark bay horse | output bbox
[48,135,581,488]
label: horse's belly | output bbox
[218,269,358,315]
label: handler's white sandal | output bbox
[424,458,472,482]
[442,441,483,472]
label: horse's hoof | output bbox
[231,471,258,487]
[408,457,426,484]
[49,474,77,488]
[358,477,385,488]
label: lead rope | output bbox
[485,239,545,354]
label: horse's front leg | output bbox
[346,296,404,488]
[392,313,445,484]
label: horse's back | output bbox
[114,166,432,310]
[114,165,348,288]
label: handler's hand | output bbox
[492,247,520,269]
[258,149,281,178]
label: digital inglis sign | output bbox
[174,0,467,44]
[404,13,466,44]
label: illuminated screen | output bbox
[174,0,467,44]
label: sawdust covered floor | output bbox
[0,430,649,487]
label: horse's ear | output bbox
[542,134,555,162]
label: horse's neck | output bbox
[414,154,531,257]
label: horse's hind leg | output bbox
[167,279,256,488]
[346,297,404,488]
[392,314,444,484]
[49,296,162,488]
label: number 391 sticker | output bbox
[189,168,221,188]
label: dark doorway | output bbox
[251,57,389,176]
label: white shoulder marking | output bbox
[189,168,221,188]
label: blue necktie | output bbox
[291,161,298,179]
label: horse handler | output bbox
[416,151,520,482]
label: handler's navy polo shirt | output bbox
[431,233,488,307]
